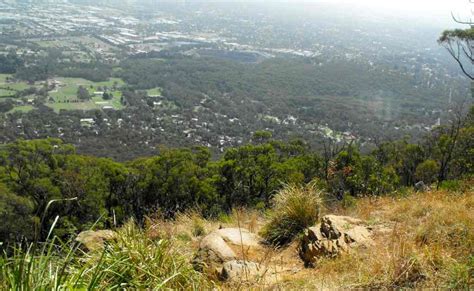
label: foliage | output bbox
[415,160,439,185]
[260,182,322,246]
[439,28,474,80]
[0,183,35,242]
[0,53,24,74]
[0,106,472,243]
[76,85,91,100]
[0,221,209,289]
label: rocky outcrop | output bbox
[76,230,116,250]
[193,227,264,281]
[300,215,373,266]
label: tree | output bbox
[129,147,219,218]
[252,130,273,144]
[0,183,35,242]
[439,29,474,80]
[439,1,474,81]
[102,92,112,100]
[77,86,91,100]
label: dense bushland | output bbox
[0,106,472,243]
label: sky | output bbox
[291,0,468,12]
[285,0,472,27]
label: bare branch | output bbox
[443,42,474,80]
[451,12,474,25]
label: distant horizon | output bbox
[97,0,471,28]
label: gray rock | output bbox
[300,215,373,267]
[219,260,264,281]
[415,181,430,192]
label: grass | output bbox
[91,91,123,110]
[0,221,210,289]
[0,88,16,98]
[0,74,32,96]
[300,185,474,289]
[1,183,472,289]
[0,74,10,83]
[146,87,163,97]
[260,182,323,246]
[48,77,125,112]
[7,105,34,114]
[0,82,30,92]
[47,102,99,113]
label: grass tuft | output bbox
[0,220,210,290]
[260,182,323,246]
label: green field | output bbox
[0,74,35,99]
[0,75,127,113]
[47,77,125,112]
[0,74,9,83]
[47,102,98,113]
[0,74,32,92]
[146,87,162,97]
[7,105,34,114]
[0,88,16,98]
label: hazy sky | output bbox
[304,0,469,12]
[284,0,472,26]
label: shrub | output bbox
[439,180,462,192]
[260,182,323,246]
[415,160,439,185]
[341,193,357,209]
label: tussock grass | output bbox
[0,221,210,290]
[260,182,323,246]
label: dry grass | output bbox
[286,188,474,289]
[143,186,473,289]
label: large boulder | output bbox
[76,230,116,251]
[193,227,263,275]
[193,228,262,278]
[300,215,373,267]
[214,228,261,247]
[196,232,237,266]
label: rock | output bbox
[76,230,116,250]
[219,260,264,282]
[214,228,261,247]
[193,228,263,272]
[345,225,372,244]
[197,232,237,265]
[300,215,373,267]
[415,181,430,192]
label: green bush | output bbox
[439,180,462,192]
[341,193,357,209]
[415,160,439,185]
[260,182,323,246]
